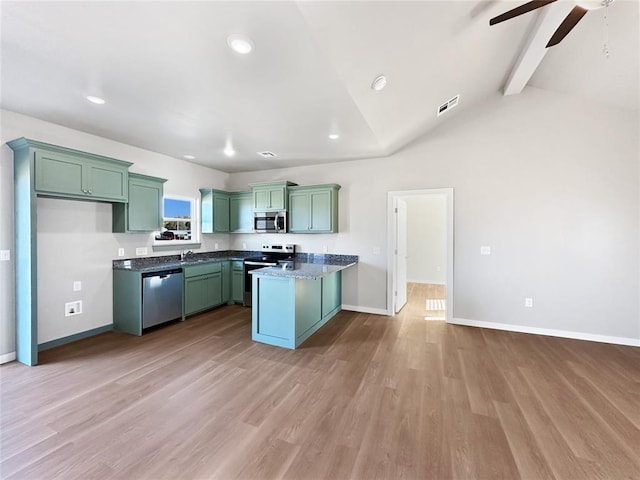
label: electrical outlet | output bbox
[135,247,148,256]
[0,250,10,261]
[480,246,491,255]
[215,243,219,250]
[118,248,125,257]
[65,301,82,317]
[73,281,82,292]
[525,298,533,308]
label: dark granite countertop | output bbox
[112,251,358,274]
[249,260,357,280]
[112,250,259,273]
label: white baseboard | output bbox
[450,318,640,347]
[341,305,389,316]
[0,351,17,364]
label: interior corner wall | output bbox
[0,109,230,350]
[405,195,446,284]
[227,87,640,342]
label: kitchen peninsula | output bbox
[250,253,358,348]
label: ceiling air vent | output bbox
[257,151,277,158]
[437,94,460,117]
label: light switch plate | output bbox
[525,298,533,308]
[480,246,491,255]
[0,250,10,261]
[215,243,219,250]
[73,281,82,292]
[118,248,125,257]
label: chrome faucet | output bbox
[180,250,193,261]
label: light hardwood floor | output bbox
[1,289,639,480]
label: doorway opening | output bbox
[387,189,453,321]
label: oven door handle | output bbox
[244,261,277,266]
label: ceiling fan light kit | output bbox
[489,0,615,49]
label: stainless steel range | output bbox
[243,244,295,306]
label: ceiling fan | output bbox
[490,0,614,47]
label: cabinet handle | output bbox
[88,190,93,194]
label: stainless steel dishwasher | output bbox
[142,268,183,329]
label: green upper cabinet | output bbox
[33,147,131,203]
[229,191,253,233]
[113,173,167,233]
[288,184,340,233]
[201,189,230,233]
[250,181,297,212]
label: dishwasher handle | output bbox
[142,268,183,278]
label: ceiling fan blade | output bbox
[546,6,588,47]
[489,0,557,26]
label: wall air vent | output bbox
[258,151,278,158]
[437,94,460,117]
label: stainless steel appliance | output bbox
[142,268,183,328]
[254,211,287,233]
[243,244,295,306]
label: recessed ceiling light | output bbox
[227,34,254,54]
[183,154,195,160]
[328,133,340,140]
[371,75,387,91]
[224,145,235,157]
[86,95,105,104]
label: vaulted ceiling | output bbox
[1,1,638,173]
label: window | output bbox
[154,196,200,249]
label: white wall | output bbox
[227,87,639,342]
[1,109,230,349]
[405,195,446,284]
[1,85,638,355]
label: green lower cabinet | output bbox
[231,261,244,304]
[183,263,223,316]
[221,261,231,303]
[251,271,342,348]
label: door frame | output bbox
[386,188,454,320]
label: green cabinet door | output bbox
[34,149,130,202]
[34,150,85,197]
[184,275,209,315]
[232,261,244,303]
[85,162,128,201]
[201,189,230,233]
[221,261,231,303]
[113,173,166,233]
[309,189,332,231]
[229,191,253,233]
[184,263,224,316]
[250,181,296,211]
[288,184,340,233]
[207,272,223,307]
[288,190,310,232]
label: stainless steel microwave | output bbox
[254,211,287,233]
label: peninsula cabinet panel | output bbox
[113,173,166,233]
